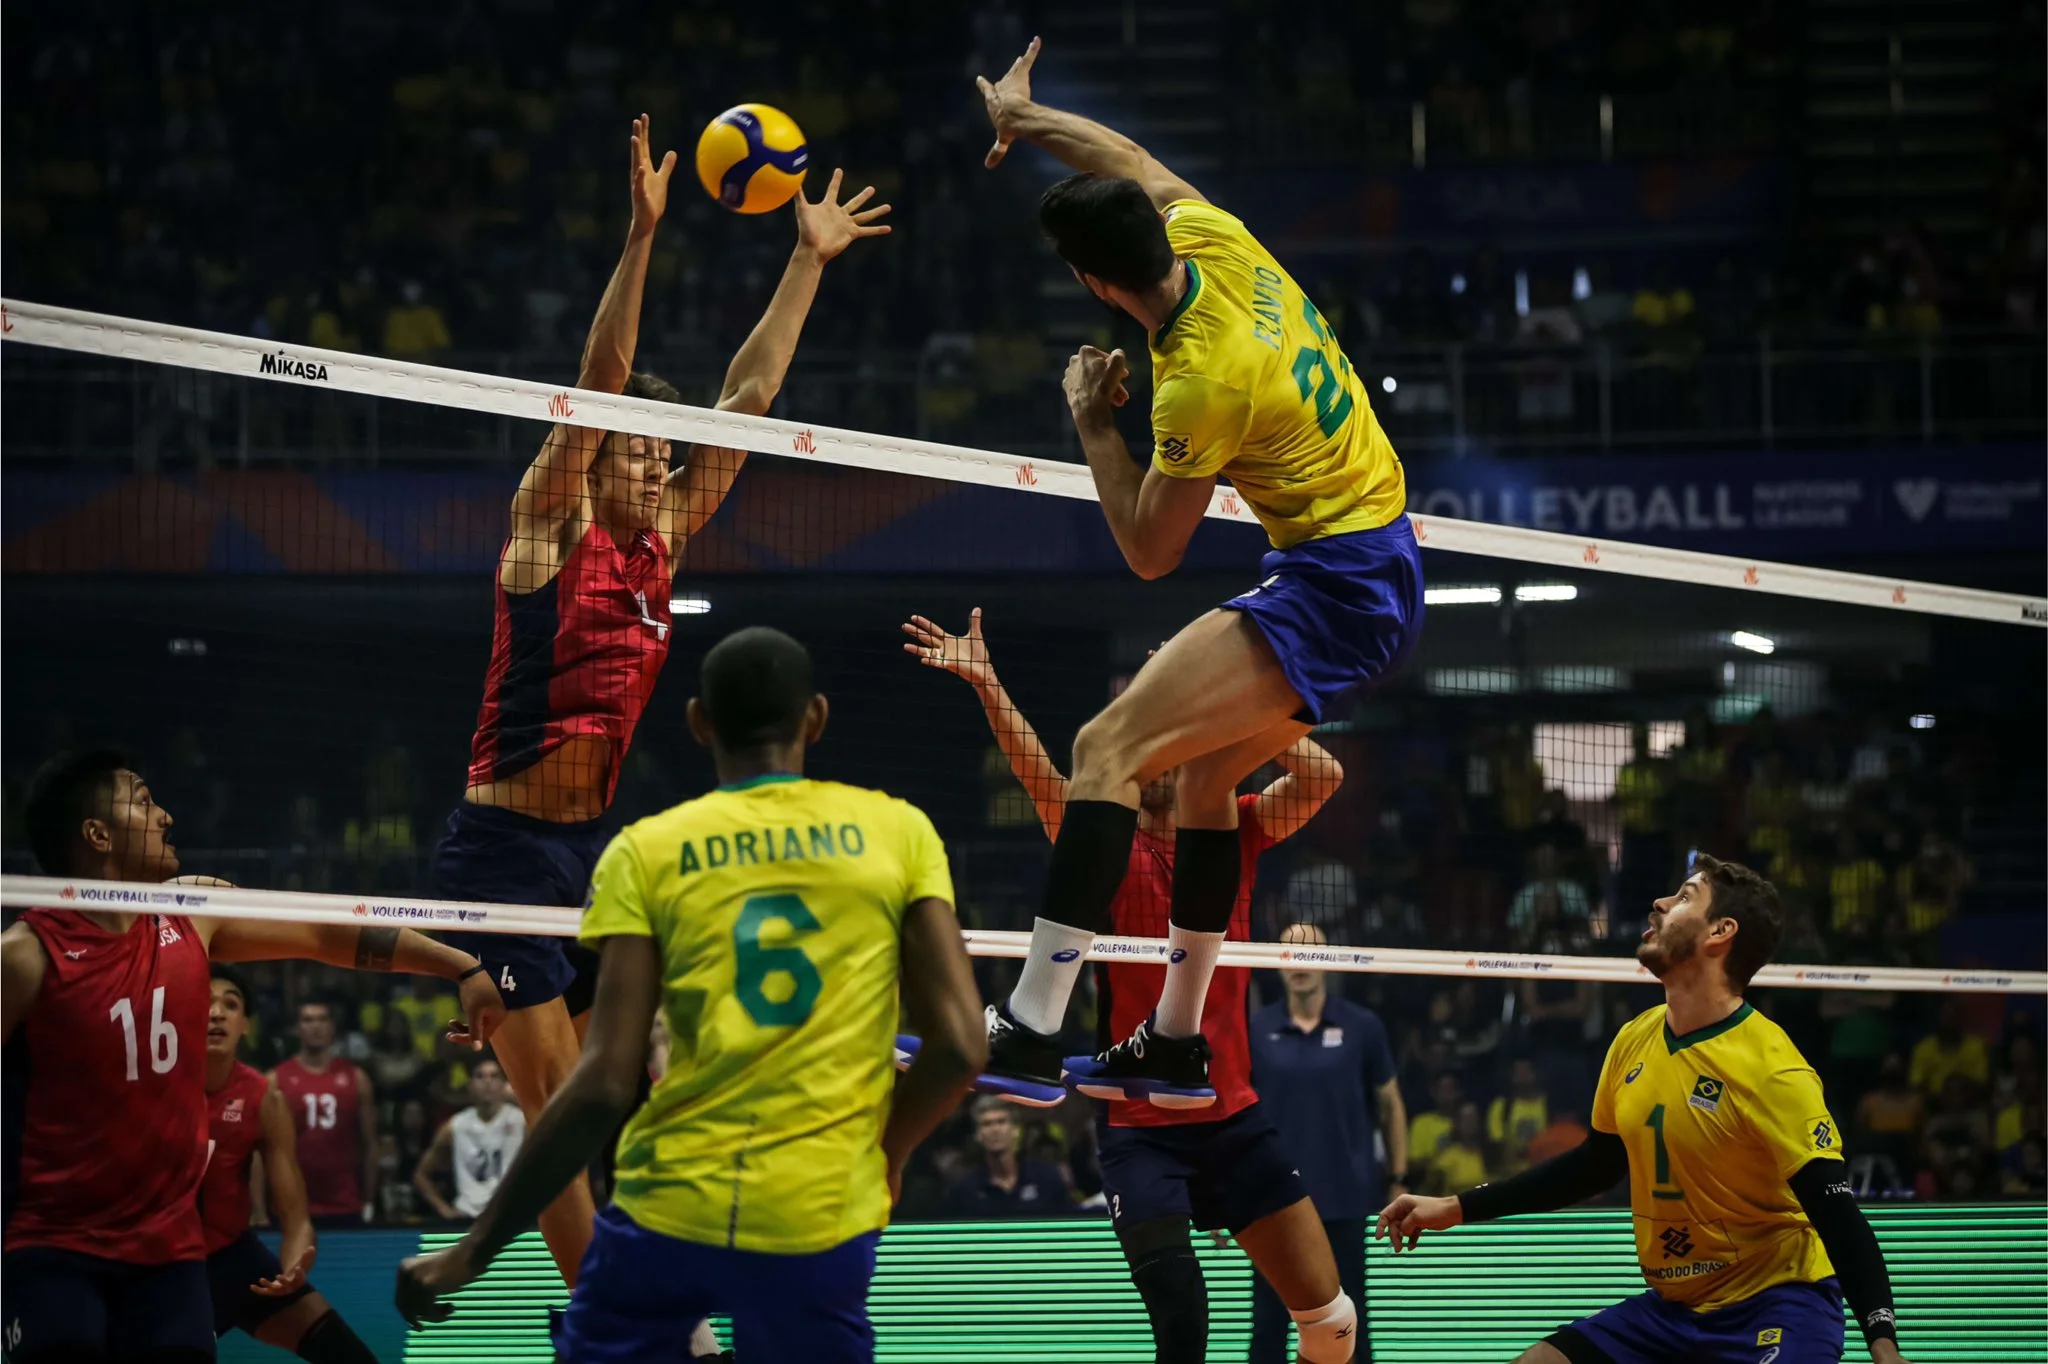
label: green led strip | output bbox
[408,1206,2047,1362]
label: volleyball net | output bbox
[4,298,2045,1013]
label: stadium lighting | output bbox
[1730,630,1776,655]
[670,596,712,615]
[1425,585,1504,606]
[1514,584,1579,603]
[1382,376,1398,393]
[1909,714,1936,730]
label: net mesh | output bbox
[5,318,2044,1228]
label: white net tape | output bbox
[5,297,2045,626]
[7,877,2040,993]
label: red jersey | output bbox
[271,1055,365,1217]
[467,525,673,804]
[1101,794,1272,1129]
[200,1062,270,1253]
[7,910,211,1263]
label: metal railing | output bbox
[3,331,2040,467]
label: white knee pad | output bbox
[1290,1289,1358,1363]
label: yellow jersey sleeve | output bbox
[1151,373,1254,480]
[580,833,653,943]
[1160,198,1249,253]
[1591,1017,1642,1134]
[1743,1062,1845,1179]
[899,800,955,908]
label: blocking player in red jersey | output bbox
[2,749,504,1364]
[902,610,1358,1362]
[203,968,375,1364]
[269,1001,375,1229]
[427,115,892,1288]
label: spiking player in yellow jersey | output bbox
[396,627,988,1363]
[1378,856,1912,1364]
[969,37,1419,1158]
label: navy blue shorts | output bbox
[1098,1101,1308,1235]
[2,1246,215,1361]
[1222,517,1424,723]
[554,1204,879,1364]
[206,1230,311,1338]
[1560,1278,1846,1364]
[428,801,607,1011]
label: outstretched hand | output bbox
[975,36,1042,168]
[628,114,677,238]
[902,609,994,688]
[794,168,893,263]
[1374,1192,1463,1253]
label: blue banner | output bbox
[1405,447,2043,556]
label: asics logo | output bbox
[1051,949,1081,963]
[1170,949,1187,964]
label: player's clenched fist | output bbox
[1062,345,1130,428]
[1375,1191,1463,1252]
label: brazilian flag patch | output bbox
[1688,1074,1725,1113]
[1757,1328,1783,1345]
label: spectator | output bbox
[1828,829,1890,937]
[1487,1056,1549,1176]
[411,1058,525,1222]
[366,1009,429,1109]
[1894,831,1975,939]
[1407,1073,1462,1186]
[1507,843,1592,941]
[1612,723,1673,931]
[377,973,460,1061]
[381,280,451,359]
[270,1000,378,1228]
[1920,1072,1993,1195]
[2003,1135,2047,1197]
[944,1097,1071,1218]
[1909,999,1990,1098]
[1852,1052,1926,1172]
[1994,1041,2044,1157]
[1426,1101,1490,1196]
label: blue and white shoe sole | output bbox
[894,1033,1068,1108]
[1061,1057,1217,1109]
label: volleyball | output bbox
[695,103,809,214]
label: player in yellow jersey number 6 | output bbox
[1377,856,1913,1364]
[972,39,1421,1161]
[397,627,986,1363]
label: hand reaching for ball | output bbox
[794,169,892,263]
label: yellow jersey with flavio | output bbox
[1148,199,1406,549]
[1593,1002,1844,1313]
[580,773,953,1254]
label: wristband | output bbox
[457,962,488,983]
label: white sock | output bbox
[1005,918,1096,1035]
[1152,924,1224,1038]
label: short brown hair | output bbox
[1694,853,1781,991]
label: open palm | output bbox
[902,609,993,686]
[795,168,892,262]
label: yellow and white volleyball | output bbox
[695,104,809,214]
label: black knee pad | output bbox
[1118,1218,1209,1364]
[293,1308,377,1364]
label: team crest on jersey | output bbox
[1688,1074,1724,1113]
[156,916,183,946]
[1756,1328,1782,1345]
[1157,434,1191,463]
[222,1098,246,1123]
[1624,1061,1645,1084]
[1806,1115,1836,1150]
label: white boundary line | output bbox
[7,877,2040,993]
[4,298,2042,627]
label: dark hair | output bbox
[297,998,335,1022]
[1694,853,1782,991]
[699,627,815,749]
[622,371,681,404]
[1038,174,1176,292]
[22,748,133,875]
[210,964,253,1008]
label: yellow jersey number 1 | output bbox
[734,893,823,1026]
[1291,298,1355,439]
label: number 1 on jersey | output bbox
[109,986,179,1082]
[1646,1102,1685,1199]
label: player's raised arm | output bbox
[513,114,674,534]
[200,918,505,1048]
[253,1080,317,1297]
[662,169,890,548]
[395,931,661,1326]
[1253,736,1346,841]
[902,608,1069,840]
[976,37,1206,209]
